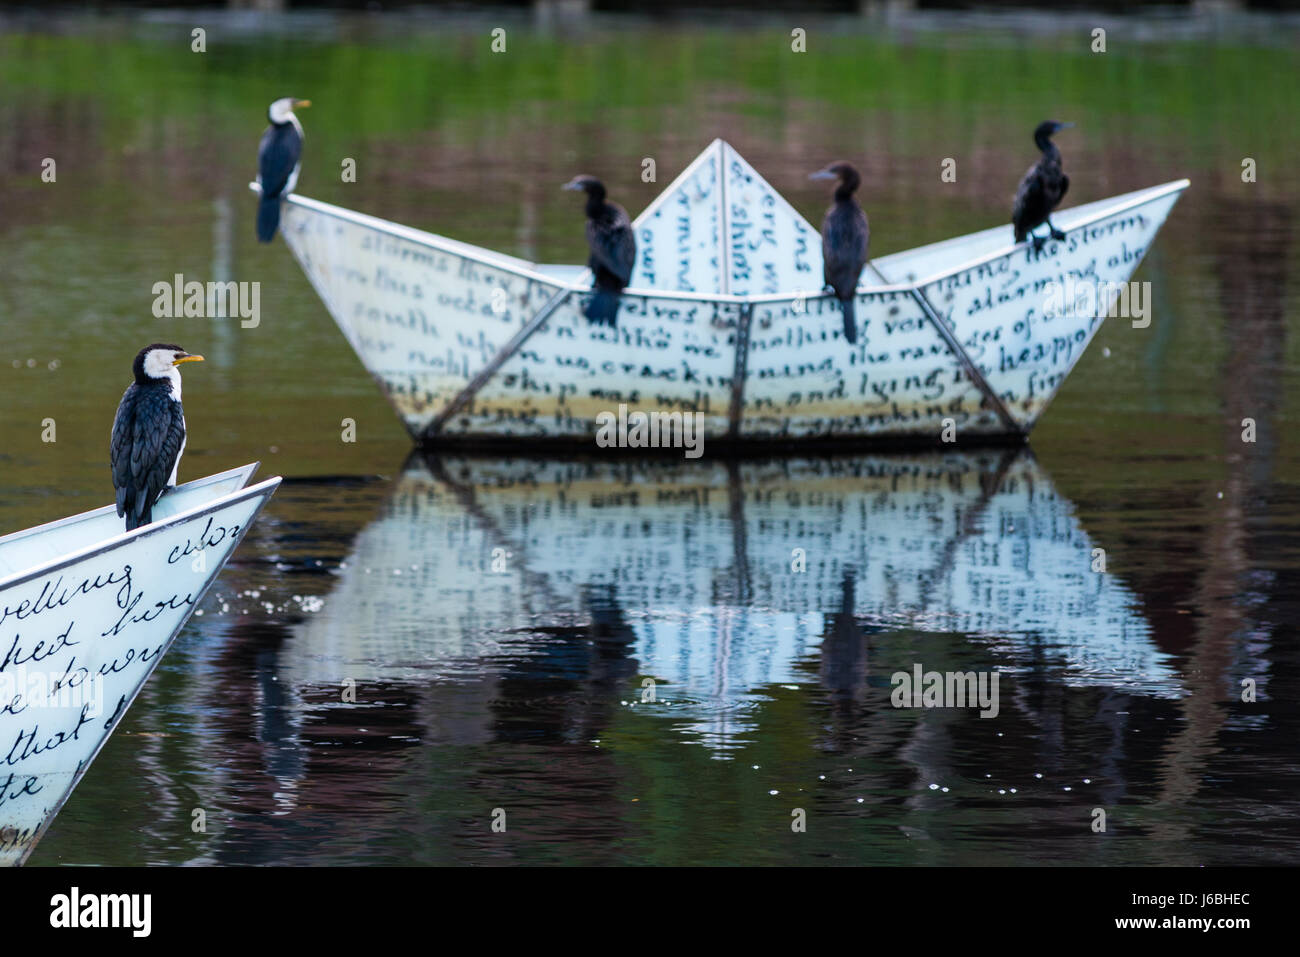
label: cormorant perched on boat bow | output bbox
[563,175,636,327]
[1013,120,1073,251]
[256,97,311,243]
[811,162,870,345]
[110,344,204,531]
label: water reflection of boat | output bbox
[257,140,1187,447]
[0,465,281,865]
[283,451,1177,752]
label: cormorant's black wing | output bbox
[586,204,636,286]
[111,386,186,528]
[822,203,870,299]
[1058,173,1069,203]
[258,123,302,200]
[1012,163,1050,238]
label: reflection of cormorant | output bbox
[1012,120,1072,250]
[563,175,636,327]
[492,583,640,743]
[811,162,869,345]
[819,568,871,705]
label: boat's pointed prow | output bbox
[0,467,281,865]
[893,177,1190,435]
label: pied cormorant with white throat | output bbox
[110,344,204,531]
[256,96,310,242]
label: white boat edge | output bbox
[0,463,263,588]
[248,177,1191,305]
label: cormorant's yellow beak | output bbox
[173,354,205,366]
[294,99,312,109]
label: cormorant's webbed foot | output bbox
[1030,235,1047,253]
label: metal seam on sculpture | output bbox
[423,283,571,440]
[728,302,754,438]
[719,142,730,297]
[908,287,1022,436]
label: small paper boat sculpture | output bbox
[258,140,1187,447]
[0,465,280,865]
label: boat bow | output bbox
[0,466,281,865]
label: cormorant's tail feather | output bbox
[585,289,622,327]
[841,297,858,345]
[123,504,150,532]
[257,195,281,243]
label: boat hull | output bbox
[266,141,1187,448]
[0,467,280,865]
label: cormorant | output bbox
[110,344,204,531]
[256,97,310,243]
[811,162,870,345]
[1012,120,1073,250]
[563,175,635,327]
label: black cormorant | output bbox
[1012,120,1073,250]
[563,175,636,327]
[811,162,870,345]
[110,344,204,531]
[256,97,310,243]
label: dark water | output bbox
[2,10,1299,865]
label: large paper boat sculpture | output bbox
[258,140,1187,447]
[0,465,280,865]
